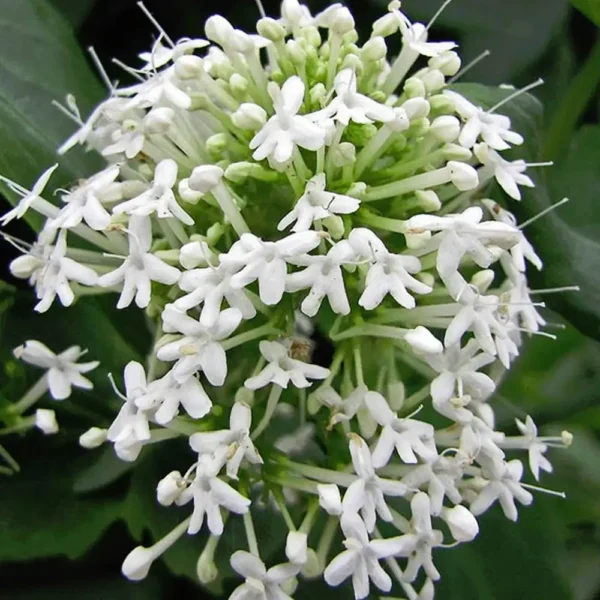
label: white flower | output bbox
[285,531,308,565]
[278,174,360,233]
[113,159,193,225]
[106,361,154,462]
[401,21,457,58]
[404,326,444,355]
[318,483,343,515]
[421,340,496,424]
[157,470,186,506]
[470,458,533,521]
[319,68,396,125]
[440,505,480,542]
[324,512,407,600]
[190,402,262,479]
[244,340,329,390]
[286,240,356,317]
[222,232,322,305]
[138,37,209,71]
[79,426,108,448]
[14,340,98,400]
[482,199,542,271]
[10,232,98,313]
[98,215,180,308]
[117,67,192,110]
[405,206,520,282]
[0,164,58,225]
[49,165,121,231]
[444,90,524,150]
[157,305,242,385]
[280,0,312,30]
[148,371,212,425]
[366,392,438,467]
[35,408,59,435]
[515,416,553,481]
[392,492,443,583]
[229,550,300,600]
[475,143,535,201]
[343,435,407,532]
[183,453,251,535]
[349,228,432,309]
[250,76,326,164]
[502,268,546,335]
[175,261,256,328]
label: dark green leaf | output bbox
[570,0,600,24]
[49,0,98,28]
[0,0,103,227]
[0,448,122,561]
[382,0,569,83]
[455,83,600,340]
[74,446,137,494]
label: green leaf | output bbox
[570,0,600,24]
[73,446,137,494]
[382,0,569,83]
[455,83,600,340]
[0,448,122,561]
[49,0,98,28]
[0,0,103,224]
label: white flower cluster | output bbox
[2,0,574,598]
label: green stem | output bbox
[9,376,48,415]
[358,211,407,233]
[222,324,279,351]
[544,34,600,160]
[251,385,283,440]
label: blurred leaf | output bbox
[74,446,137,494]
[570,0,600,24]
[455,83,600,340]
[49,0,98,28]
[393,0,569,83]
[0,448,122,561]
[0,0,103,227]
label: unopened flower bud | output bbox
[418,68,446,92]
[286,531,308,565]
[301,25,321,47]
[415,190,441,212]
[232,103,267,131]
[35,408,58,435]
[197,552,219,584]
[322,215,345,240]
[206,133,228,158]
[443,144,472,161]
[205,15,233,46]
[441,505,480,541]
[430,116,461,143]
[362,36,387,62]
[317,483,342,515]
[405,326,443,355]
[346,181,367,198]
[331,142,356,167]
[286,39,307,65]
[178,178,204,204]
[282,578,299,596]
[447,161,479,191]
[229,73,249,99]
[189,165,224,193]
[562,431,573,447]
[157,470,185,506]
[407,117,430,137]
[174,55,204,79]
[301,548,321,578]
[309,82,327,107]
[429,51,461,76]
[327,6,355,34]
[341,53,362,73]
[257,17,286,42]
[387,380,405,411]
[372,13,399,37]
[429,93,456,115]
[470,269,495,293]
[180,240,215,269]
[122,547,154,581]
[10,255,39,279]
[144,107,175,134]
[402,97,431,120]
[234,387,255,407]
[404,77,426,98]
[79,427,107,448]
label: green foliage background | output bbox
[1,0,600,598]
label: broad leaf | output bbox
[570,0,600,24]
[0,0,103,219]
[49,0,98,28]
[455,83,600,340]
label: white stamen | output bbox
[448,49,491,84]
[88,46,115,91]
[519,197,569,229]
[137,1,176,47]
[529,285,580,295]
[426,0,454,32]
[488,78,544,113]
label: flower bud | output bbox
[327,6,355,34]
[257,17,286,42]
[430,116,461,143]
[180,240,215,269]
[341,53,363,73]
[174,55,204,79]
[441,505,480,541]
[10,255,39,279]
[206,133,228,157]
[331,142,356,167]
[282,578,299,596]
[407,117,430,137]
[234,386,255,407]
[286,531,308,565]
[443,144,472,161]
[429,93,456,115]
[301,548,321,578]
[157,470,185,506]
[405,326,443,355]
[415,190,441,212]
[35,408,58,435]
[300,25,321,47]
[189,165,224,193]
[361,36,387,62]
[206,223,223,246]
[309,82,328,107]
[372,13,399,37]
[178,178,204,204]
[144,107,175,134]
[429,51,461,76]
[317,483,342,515]
[229,74,249,99]
[387,380,406,412]
[447,161,479,191]
[470,269,495,293]
[122,546,154,581]
[387,107,409,132]
[405,230,431,249]
[205,15,233,46]
[418,579,435,600]
[419,68,446,93]
[404,77,426,98]
[322,215,345,240]
[232,103,267,131]
[402,97,431,120]
[346,181,367,198]
[79,427,107,449]
[286,39,307,66]
[197,552,219,584]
